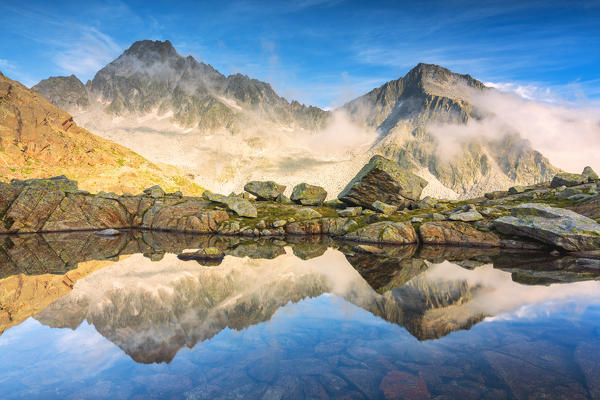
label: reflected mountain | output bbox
[0,231,599,364]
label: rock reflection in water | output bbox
[1,231,600,399]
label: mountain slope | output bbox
[343,63,560,197]
[0,71,203,194]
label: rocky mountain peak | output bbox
[123,39,178,60]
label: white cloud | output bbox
[429,84,600,173]
[53,27,122,78]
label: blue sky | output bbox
[0,0,598,108]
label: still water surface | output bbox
[0,232,599,399]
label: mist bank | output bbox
[429,86,600,174]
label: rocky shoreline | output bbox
[1,156,600,255]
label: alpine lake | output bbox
[0,230,599,399]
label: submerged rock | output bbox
[344,221,418,244]
[495,203,600,251]
[94,228,121,237]
[244,181,286,201]
[338,155,427,209]
[290,183,327,206]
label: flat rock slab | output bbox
[495,203,600,251]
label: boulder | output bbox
[551,173,585,188]
[494,203,600,251]
[143,185,165,198]
[275,193,291,203]
[569,195,600,218]
[295,208,322,220]
[202,191,257,218]
[144,200,229,232]
[337,207,362,217]
[419,222,501,247]
[484,191,508,200]
[344,221,418,244]
[244,180,286,200]
[447,210,484,222]
[285,217,354,236]
[290,183,327,206]
[414,196,438,209]
[372,200,398,215]
[582,166,599,182]
[338,155,427,209]
[508,185,527,195]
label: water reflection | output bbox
[0,231,599,399]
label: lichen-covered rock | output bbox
[372,200,398,214]
[284,217,352,236]
[484,191,508,200]
[508,185,527,195]
[275,193,291,203]
[295,208,322,220]
[551,173,585,188]
[338,155,427,209]
[285,219,323,235]
[290,183,327,206]
[202,191,257,218]
[143,185,166,198]
[337,207,362,217]
[10,175,78,192]
[495,203,600,251]
[569,195,600,218]
[582,166,599,182]
[414,196,438,209]
[143,200,229,232]
[244,180,286,200]
[419,222,501,247]
[344,221,418,244]
[3,185,65,232]
[447,210,484,222]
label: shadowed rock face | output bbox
[1,231,598,363]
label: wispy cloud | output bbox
[53,27,121,77]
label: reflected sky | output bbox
[1,244,599,399]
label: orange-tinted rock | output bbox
[419,221,501,247]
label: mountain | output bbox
[343,63,559,197]
[34,40,328,133]
[32,42,559,198]
[0,71,203,194]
